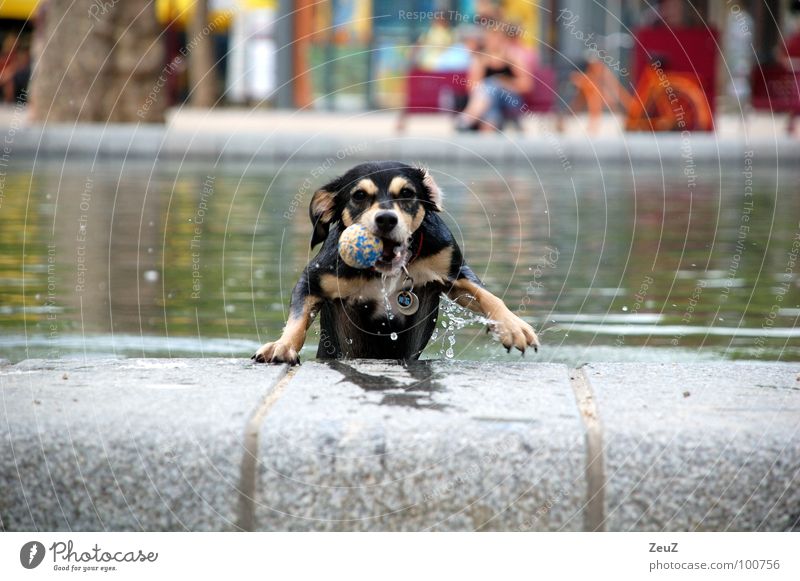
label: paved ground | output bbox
[1,358,798,531]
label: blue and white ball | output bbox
[338,223,383,269]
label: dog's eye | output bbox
[399,187,415,198]
[351,190,367,202]
[402,199,417,212]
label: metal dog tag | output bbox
[395,290,419,315]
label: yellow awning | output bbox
[0,1,275,27]
[156,0,276,29]
[0,0,39,21]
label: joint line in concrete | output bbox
[570,367,606,532]
[236,365,295,531]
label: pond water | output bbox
[1,157,798,364]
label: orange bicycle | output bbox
[571,58,713,132]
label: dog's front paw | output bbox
[489,312,540,354]
[251,341,300,365]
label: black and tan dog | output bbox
[252,160,539,364]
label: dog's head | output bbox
[309,161,444,274]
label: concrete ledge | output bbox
[0,358,285,531]
[2,359,799,531]
[583,362,800,531]
[6,124,799,163]
[255,361,585,531]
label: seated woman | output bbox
[456,25,533,132]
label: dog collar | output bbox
[410,231,424,263]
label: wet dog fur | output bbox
[252,160,539,364]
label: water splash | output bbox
[430,297,494,359]
[380,273,395,320]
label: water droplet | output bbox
[621,306,628,312]
[390,332,398,341]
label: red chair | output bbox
[751,64,800,113]
[397,66,557,131]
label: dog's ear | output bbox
[309,176,344,248]
[414,166,444,212]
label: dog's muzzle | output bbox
[367,211,411,274]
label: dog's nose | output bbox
[374,211,398,233]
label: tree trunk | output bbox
[30,0,165,123]
[188,0,218,108]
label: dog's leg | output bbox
[252,278,322,365]
[447,266,539,353]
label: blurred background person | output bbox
[724,3,754,114]
[0,34,30,103]
[456,22,533,132]
[412,11,470,72]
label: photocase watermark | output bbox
[41,539,158,573]
[670,279,707,346]
[318,328,338,357]
[720,149,754,303]
[753,222,800,359]
[615,275,654,347]
[454,74,526,111]
[557,9,628,76]
[138,10,232,118]
[515,486,570,531]
[397,10,524,38]
[20,541,46,570]
[651,60,693,132]
[284,142,368,221]
[652,58,699,189]
[0,89,27,210]
[190,175,215,300]
[45,242,59,358]
[74,174,94,295]
[518,246,559,314]
[88,0,120,22]
[522,110,572,172]
[727,0,751,35]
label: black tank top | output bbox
[484,63,514,78]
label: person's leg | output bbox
[457,78,503,130]
[457,87,491,129]
[500,90,524,129]
[478,78,505,130]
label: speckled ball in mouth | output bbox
[338,223,384,269]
